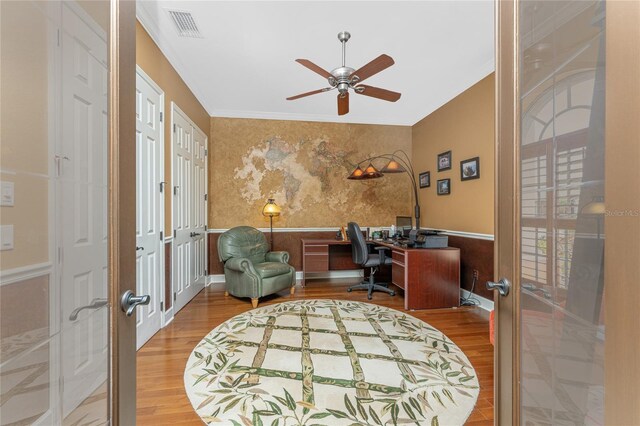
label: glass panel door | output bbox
[519,1,605,424]
[1,1,111,424]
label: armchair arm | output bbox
[225,257,258,275]
[266,251,290,264]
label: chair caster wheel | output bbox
[390,292,396,296]
[347,288,352,292]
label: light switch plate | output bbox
[0,225,14,250]
[1,181,15,207]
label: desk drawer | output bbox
[305,244,329,254]
[391,260,405,289]
[305,254,328,272]
[391,250,405,265]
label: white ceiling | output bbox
[137,1,494,126]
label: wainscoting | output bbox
[207,228,494,301]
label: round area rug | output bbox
[184,300,479,425]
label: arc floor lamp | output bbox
[346,150,420,229]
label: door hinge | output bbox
[160,231,163,241]
[173,229,176,238]
[204,194,207,201]
[205,149,208,156]
[160,301,164,311]
[173,123,176,133]
[159,181,166,193]
[205,269,208,276]
[159,112,163,122]
[173,292,176,301]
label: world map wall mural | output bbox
[209,118,412,229]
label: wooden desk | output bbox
[301,239,460,310]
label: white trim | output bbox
[0,262,53,286]
[210,109,416,127]
[207,227,494,241]
[460,288,494,312]
[422,228,495,241]
[163,236,174,243]
[207,270,363,285]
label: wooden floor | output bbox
[137,279,494,425]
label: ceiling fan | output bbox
[286,31,401,116]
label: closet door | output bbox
[172,104,206,314]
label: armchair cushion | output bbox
[224,257,257,274]
[254,262,293,279]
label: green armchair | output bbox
[217,226,296,308]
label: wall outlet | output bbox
[473,269,479,279]
[0,225,14,250]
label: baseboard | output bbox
[460,288,494,312]
[207,270,364,287]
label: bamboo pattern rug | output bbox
[184,300,479,425]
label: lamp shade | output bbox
[381,158,405,173]
[347,166,365,179]
[581,196,605,215]
[361,163,383,179]
[262,198,281,216]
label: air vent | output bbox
[166,9,203,38]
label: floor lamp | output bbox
[346,150,420,229]
[262,198,281,251]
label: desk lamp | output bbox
[262,198,281,250]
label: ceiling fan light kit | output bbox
[287,31,401,116]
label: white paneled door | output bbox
[60,3,108,417]
[172,104,207,314]
[135,68,164,349]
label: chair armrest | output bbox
[225,257,257,274]
[266,251,290,263]
[373,246,390,263]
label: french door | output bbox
[0,0,137,424]
[135,68,164,349]
[172,104,207,314]
[493,0,640,424]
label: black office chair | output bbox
[347,222,395,300]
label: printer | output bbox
[408,229,448,248]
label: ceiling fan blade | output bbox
[351,54,395,83]
[338,92,349,116]
[286,87,333,101]
[356,85,401,102]
[295,59,332,79]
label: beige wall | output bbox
[209,117,412,229]
[412,74,495,235]
[0,1,51,270]
[136,21,210,234]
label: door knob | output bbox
[486,278,511,297]
[190,232,202,237]
[136,246,144,251]
[120,290,150,317]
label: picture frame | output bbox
[419,171,431,188]
[460,156,480,181]
[437,150,452,171]
[437,178,451,195]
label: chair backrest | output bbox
[348,222,369,266]
[217,226,268,264]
